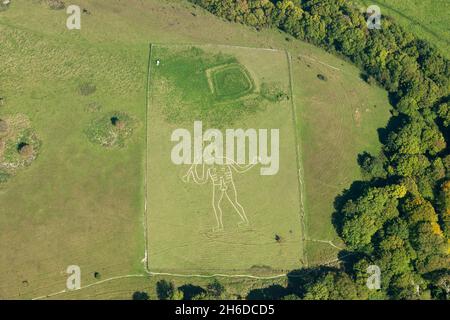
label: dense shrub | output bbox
[85,111,137,148]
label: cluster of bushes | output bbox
[45,0,65,10]
[151,279,226,300]
[85,111,137,148]
[1,127,40,166]
[191,0,449,299]
[0,115,41,184]
[260,82,289,102]
[132,279,228,300]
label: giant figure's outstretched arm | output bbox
[183,162,209,184]
[229,157,260,173]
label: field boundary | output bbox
[143,43,153,271]
[286,50,309,267]
[147,42,284,53]
[145,43,307,277]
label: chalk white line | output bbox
[286,50,309,267]
[142,43,153,270]
[31,271,289,300]
[149,42,283,53]
[297,54,341,71]
[142,43,280,279]
[306,239,344,251]
[182,156,258,231]
[147,271,287,280]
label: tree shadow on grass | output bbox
[132,291,150,300]
[246,284,288,300]
[286,267,338,298]
[178,284,206,300]
[377,113,407,146]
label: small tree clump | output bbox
[132,291,149,300]
[46,0,65,10]
[206,279,225,298]
[111,116,125,129]
[156,280,175,300]
[260,82,288,102]
[85,111,136,148]
[0,116,40,184]
[17,142,34,157]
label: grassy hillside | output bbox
[147,44,304,275]
[0,0,392,299]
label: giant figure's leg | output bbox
[212,185,224,232]
[225,182,249,226]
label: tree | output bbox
[132,291,149,300]
[437,180,450,237]
[303,271,367,300]
[437,103,450,127]
[409,222,447,273]
[156,280,175,300]
[389,272,429,300]
[386,118,445,156]
[340,184,406,250]
[429,270,450,300]
[358,152,387,180]
[206,279,225,298]
[172,289,184,300]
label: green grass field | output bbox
[360,0,449,57]
[0,0,394,299]
[0,1,148,299]
[146,44,304,275]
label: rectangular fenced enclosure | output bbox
[146,44,305,276]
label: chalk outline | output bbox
[182,156,258,232]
